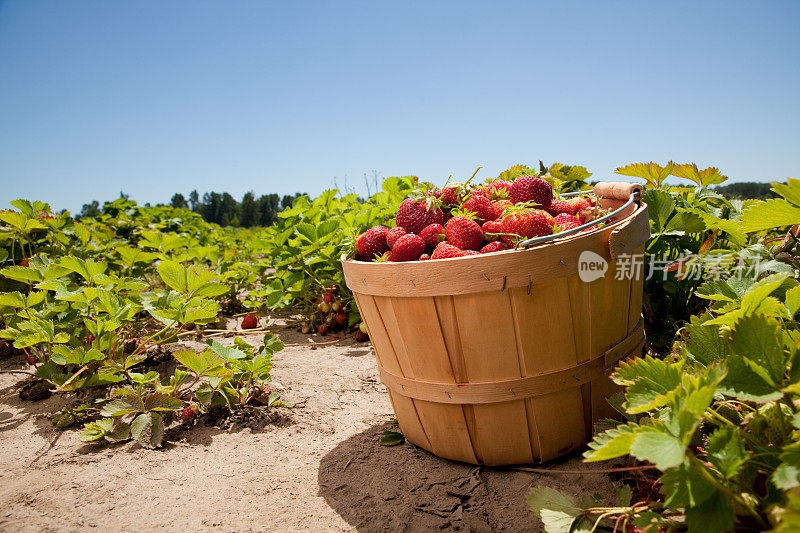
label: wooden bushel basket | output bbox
[342,182,650,465]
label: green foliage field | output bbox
[3,162,800,531]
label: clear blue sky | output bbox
[1,1,798,214]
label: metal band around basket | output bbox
[378,319,645,405]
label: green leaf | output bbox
[0,291,26,308]
[79,418,114,442]
[671,163,728,186]
[615,161,674,188]
[730,314,786,386]
[772,178,800,207]
[130,412,165,448]
[664,211,706,233]
[659,463,715,508]
[684,489,735,533]
[143,393,183,412]
[295,223,316,242]
[739,199,800,233]
[1,265,43,284]
[584,423,638,462]
[526,486,582,533]
[206,339,247,360]
[379,430,406,446]
[613,356,682,413]
[786,286,800,318]
[706,427,748,479]
[682,318,732,365]
[642,189,675,232]
[773,443,800,490]
[719,355,782,403]
[630,428,686,470]
[101,399,142,417]
[156,260,187,293]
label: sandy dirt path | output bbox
[0,327,617,532]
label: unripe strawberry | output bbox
[318,302,332,314]
[301,323,311,334]
[241,314,258,329]
[358,322,368,334]
[331,301,342,312]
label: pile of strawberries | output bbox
[355,175,598,262]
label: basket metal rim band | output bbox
[378,320,645,405]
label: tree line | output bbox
[80,190,307,228]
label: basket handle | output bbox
[594,182,644,201]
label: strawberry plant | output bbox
[530,175,800,532]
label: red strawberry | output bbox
[387,226,407,248]
[317,324,329,335]
[396,197,445,234]
[510,175,553,209]
[356,225,390,260]
[355,330,369,342]
[322,293,334,303]
[181,406,197,423]
[482,219,503,241]
[432,242,467,259]
[335,313,349,327]
[463,250,480,256]
[241,314,259,329]
[419,223,445,250]
[480,241,510,254]
[568,197,591,212]
[445,216,484,250]
[438,186,464,206]
[419,253,431,260]
[463,195,498,222]
[548,200,575,216]
[492,199,514,218]
[390,234,426,262]
[500,210,554,245]
[488,180,512,197]
[472,186,491,198]
[554,213,581,231]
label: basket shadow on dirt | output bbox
[318,420,619,532]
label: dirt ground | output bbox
[0,323,619,532]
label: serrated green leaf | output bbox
[730,314,786,385]
[615,161,674,188]
[659,463,715,508]
[740,199,800,233]
[630,428,686,470]
[156,260,187,293]
[706,427,748,479]
[526,486,581,533]
[719,355,782,403]
[642,189,675,232]
[101,399,142,417]
[584,423,638,462]
[772,178,800,207]
[1,265,43,283]
[130,412,165,448]
[143,393,183,412]
[684,489,735,533]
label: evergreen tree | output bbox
[170,193,188,209]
